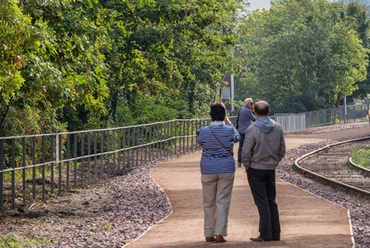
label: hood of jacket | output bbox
[253,116,275,133]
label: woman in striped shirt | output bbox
[197,102,240,243]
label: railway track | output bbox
[293,136,370,197]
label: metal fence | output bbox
[273,114,306,132]
[304,104,370,128]
[1,118,242,210]
[271,104,370,132]
[1,103,369,210]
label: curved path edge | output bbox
[125,123,370,248]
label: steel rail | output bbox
[293,136,370,197]
[349,157,370,177]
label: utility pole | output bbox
[344,96,347,124]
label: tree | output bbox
[235,0,368,113]
[100,0,241,125]
[1,0,242,135]
[342,2,370,103]
[0,0,111,135]
[0,0,55,135]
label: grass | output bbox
[2,161,82,182]
[101,220,112,231]
[351,146,370,169]
[0,234,52,248]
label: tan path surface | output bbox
[125,125,370,248]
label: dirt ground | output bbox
[0,179,115,244]
[0,122,369,246]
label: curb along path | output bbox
[125,124,370,248]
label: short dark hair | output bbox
[254,101,269,116]
[210,102,226,121]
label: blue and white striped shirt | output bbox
[197,121,240,174]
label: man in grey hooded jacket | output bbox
[241,101,286,242]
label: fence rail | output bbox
[1,103,369,210]
[272,104,370,132]
[1,118,242,210]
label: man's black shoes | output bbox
[250,236,272,242]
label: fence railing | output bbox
[1,118,242,210]
[271,104,370,132]
[1,103,369,210]
[304,104,370,128]
[272,114,306,132]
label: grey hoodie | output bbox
[241,116,286,170]
[253,116,275,133]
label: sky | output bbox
[245,0,270,11]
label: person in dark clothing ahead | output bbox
[242,101,286,242]
[237,98,256,167]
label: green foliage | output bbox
[0,234,51,248]
[0,0,51,135]
[0,0,28,104]
[101,220,112,231]
[235,0,369,114]
[1,0,241,136]
[107,92,191,127]
[101,0,241,124]
[1,0,110,136]
[344,1,370,103]
[351,145,370,168]
[20,0,111,112]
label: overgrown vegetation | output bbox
[234,0,370,114]
[351,145,370,168]
[1,0,370,136]
[0,0,242,137]
[0,234,52,248]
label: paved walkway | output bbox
[125,124,370,248]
